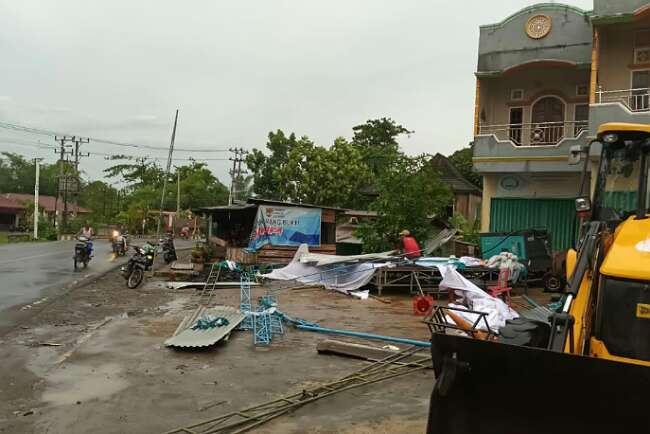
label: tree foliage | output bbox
[0,152,59,196]
[351,117,411,178]
[357,155,452,253]
[448,144,482,188]
[246,132,371,207]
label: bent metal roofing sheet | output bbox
[164,305,245,348]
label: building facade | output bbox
[474,1,650,251]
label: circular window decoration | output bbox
[526,15,552,39]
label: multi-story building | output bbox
[473,1,650,251]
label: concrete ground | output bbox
[0,258,436,434]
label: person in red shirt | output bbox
[399,229,421,259]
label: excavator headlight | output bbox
[602,133,618,143]
[575,197,591,213]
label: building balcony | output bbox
[596,87,650,112]
[478,121,589,147]
[473,121,589,174]
[590,88,650,135]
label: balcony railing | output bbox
[477,121,588,146]
[597,87,650,112]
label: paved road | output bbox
[0,238,196,315]
[0,239,126,313]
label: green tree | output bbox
[357,155,452,252]
[246,132,372,208]
[79,181,120,222]
[282,137,372,207]
[174,160,229,210]
[246,130,306,200]
[448,144,482,188]
[351,118,411,178]
[0,152,58,196]
[103,156,165,188]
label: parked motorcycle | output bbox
[110,229,128,256]
[73,236,92,271]
[161,234,177,264]
[121,243,155,288]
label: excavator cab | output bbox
[426,123,650,434]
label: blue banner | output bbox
[248,205,322,251]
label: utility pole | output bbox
[152,109,179,276]
[53,136,74,232]
[71,136,90,215]
[33,158,43,240]
[228,147,248,205]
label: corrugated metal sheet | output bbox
[164,306,245,348]
[490,198,577,251]
[603,191,637,212]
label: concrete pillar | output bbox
[480,174,498,232]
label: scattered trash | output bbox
[38,342,63,347]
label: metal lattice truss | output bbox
[252,308,271,345]
[162,346,432,434]
[238,272,253,330]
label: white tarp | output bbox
[261,244,390,299]
[437,264,518,332]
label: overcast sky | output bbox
[0,0,593,185]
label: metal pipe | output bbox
[296,324,431,347]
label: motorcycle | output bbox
[110,229,127,256]
[121,243,155,288]
[161,234,177,264]
[73,236,92,271]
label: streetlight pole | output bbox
[33,158,43,240]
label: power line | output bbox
[0,120,237,153]
[0,136,228,161]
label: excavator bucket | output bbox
[426,332,650,434]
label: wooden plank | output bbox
[322,208,336,223]
[316,340,432,368]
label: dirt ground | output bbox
[0,260,438,434]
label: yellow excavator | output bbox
[426,123,650,433]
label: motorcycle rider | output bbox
[78,222,94,258]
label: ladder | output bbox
[197,262,221,306]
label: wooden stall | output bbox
[197,199,341,265]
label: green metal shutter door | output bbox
[489,198,577,251]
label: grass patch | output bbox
[0,232,8,244]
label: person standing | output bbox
[399,229,421,259]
